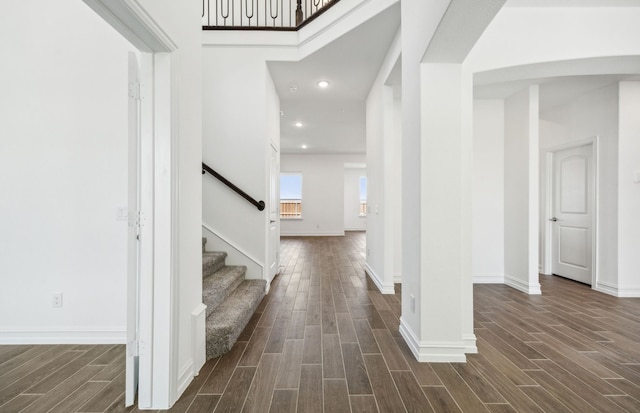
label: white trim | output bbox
[463,333,478,354]
[191,303,207,377]
[82,0,177,53]
[202,223,265,271]
[364,263,395,294]
[281,232,345,237]
[473,275,505,284]
[596,281,640,298]
[398,318,467,363]
[505,274,542,295]
[393,273,402,284]
[0,330,126,344]
[177,360,195,398]
[542,137,599,288]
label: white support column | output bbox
[399,63,475,362]
[503,86,541,295]
[617,81,640,297]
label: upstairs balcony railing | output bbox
[203,0,340,30]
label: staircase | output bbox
[202,237,266,359]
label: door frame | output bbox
[83,0,179,409]
[542,137,599,288]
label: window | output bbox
[359,176,367,216]
[280,173,302,218]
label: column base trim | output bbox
[398,317,467,363]
[364,262,395,294]
[505,274,541,295]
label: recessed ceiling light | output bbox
[289,85,298,93]
[301,144,308,149]
[317,80,330,88]
[295,122,303,127]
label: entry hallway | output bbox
[1,232,640,412]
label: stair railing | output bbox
[202,162,265,211]
[202,0,340,30]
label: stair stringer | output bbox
[202,223,266,286]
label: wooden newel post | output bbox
[295,0,303,25]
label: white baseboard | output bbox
[177,360,195,400]
[393,273,402,284]
[0,329,126,344]
[280,232,345,237]
[472,275,505,284]
[504,274,541,295]
[463,333,478,354]
[398,318,467,362]
[364,262,395,294]
[596,281,640,298]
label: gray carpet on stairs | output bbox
[202,237,266,359]
[205,279,266,359]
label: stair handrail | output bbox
[202,162,265,211]
[202,0,341,30]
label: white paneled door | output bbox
[269,144,280,281]
[551,144,594,285]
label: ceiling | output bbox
[269,0,640,154]
[268,3,400,154]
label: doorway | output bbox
[545,140,597,286]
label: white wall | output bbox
[473,100,505,283]
[0,0,132,343]
[344,167,367,231]
[366,29,401,294]
[504,86,541,294]
[539,84,619,292]
[392,96,403,282]
[280,154,365,236]
[617,81,640,296]
[202,47,284,280]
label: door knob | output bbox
[549,217,558,222]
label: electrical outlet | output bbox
[52,292,63,308]
[410,294,415,313]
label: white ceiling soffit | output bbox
[474,56,640,109]
[422,0,507,63]
[475,74,640,110]
[475,55,640,86]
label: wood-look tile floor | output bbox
[2,231,640,412]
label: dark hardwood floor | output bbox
[1,231,640,412]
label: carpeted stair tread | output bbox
[202,265,246,317]
[203,251,227,279]
[205,279,266,359]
